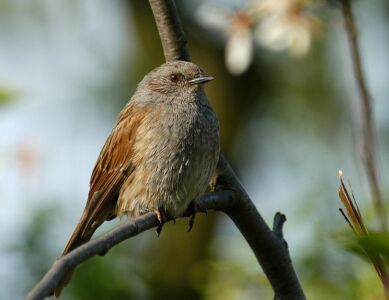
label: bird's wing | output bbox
[53,103,151,297]
[62,103,149,254]
[84,103,149,231]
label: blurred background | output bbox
[1,0,389,299]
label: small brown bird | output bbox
[53,60,220,296]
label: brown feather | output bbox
[53,103,148,297]
[85,110,146,221]
[64,103,148,254]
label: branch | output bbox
[25,191,235,300]
[340,0,386,231]
[273,212,287,240]
[212,155,305,299]
[26,1,306,299]
[149,0,305,297]
[149,0,190,61]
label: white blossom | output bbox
[226,11,255,75]
[195,0,320,74]
[196,5,255,75]
[253,0,319,56]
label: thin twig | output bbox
[273,212,287,240]
[340,0,386,231]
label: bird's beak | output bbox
[189,76,214,85]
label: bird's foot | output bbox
[187,201,207,232]
[155,209,171,236]
[155,210,165,236]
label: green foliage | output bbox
[0,88,16,105]
[359,233,389,261]
[12,204,58,297]
[16,205,145,299]
[64,246,142,300]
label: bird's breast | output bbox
[118,102,220,218]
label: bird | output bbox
[52,60,220,296]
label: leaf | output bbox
[359,233,389,260]
[338,170,367,236]
[335,231,370,262]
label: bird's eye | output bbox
[169,73,181,83]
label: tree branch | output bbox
[340,0,386,231]
[149,0,190,61]
[148,0,305,297]
[26,1,306,299]
[25,191,236,300]
[211,155,305,299]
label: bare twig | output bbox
[340,0,386,231]
[273,212,287,240]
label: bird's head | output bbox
[138,61,213,101]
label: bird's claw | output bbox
[188,213,195,232]
[187,201,207,232]
[155,210,165,236]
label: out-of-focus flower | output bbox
[196,5,255,75]
[225,10,255,75]
[253,0,297,15]
[252,0,320,56]
[0,140,42,186]
[195,0,320,75]
[14,141,41,184]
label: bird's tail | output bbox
[52,210,100,297]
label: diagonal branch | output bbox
[25,191,237,300]
[211,154,305,299]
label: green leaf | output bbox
[358,233,389,259]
